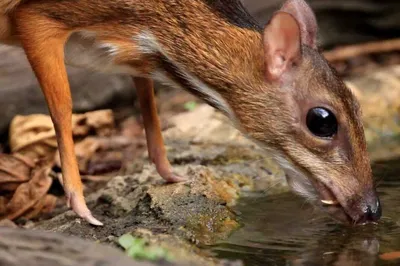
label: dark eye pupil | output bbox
[306,107,338,138]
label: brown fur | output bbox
[0,0,19,38]
[0,0,380,225]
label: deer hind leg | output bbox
[133,77,185,182]
[15,9,102,225]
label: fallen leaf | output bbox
[0,183,20,192]
[22,194,57,220]
[1,164,52,221]
[0,154,36,193]
[55,136,131,175]
[40,195,58,214]
[9,110,115,161]
[0,196,7,216]
[379,251,400,261]
[3,110,139,221]
[0,154,33,184]
[9,114,58,160]
[72,110,115,137]
[72,137,101,173]
[1,110,120,221]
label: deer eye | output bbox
[306,107,338,138]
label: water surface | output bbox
[211,158,400,266]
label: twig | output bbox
[323,38,400,62]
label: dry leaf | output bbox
[72,110,115,137]
[40,195,58,214]
[9,114,58,160]
[22,194,57,220]
[0,154,33,184]
[9,110,115,161]
[1,165,52,221]
[379,251,400,261]
[55,136,131,175]
[72,137,101,173]
[0,196,7,216]
[0,183,20,192]
[3,109,119,221]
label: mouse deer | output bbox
[0,0,381,226]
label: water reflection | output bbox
[290,227,380,266]
[211,158,400,266]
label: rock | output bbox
[163,105,246,145]
[345,65,400,161]
[0,219,17,228]
[34,166,248,265]
[0,227,156,266]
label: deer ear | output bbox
[280,0,318,49]
[263,12,301,81]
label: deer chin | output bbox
[283,168,353,225]
[310,178,354,224]
[284,168,318,201]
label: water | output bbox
[211,158,400,266]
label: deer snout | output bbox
[341,188,382,225]
[316,179,382,225]
[353,191,382,224]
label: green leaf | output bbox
[118,234,174,262]
[126,242,144,258]
[183,101,197,111]
[118,234,136,250]
[146,247,167,260]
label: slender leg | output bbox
[133,77,185,182]
[16,11,102,225]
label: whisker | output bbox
[261,180,286,194]
[375,177,384,188]
[301,198,312,210]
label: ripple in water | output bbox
[210,158,400,266]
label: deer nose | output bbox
[365,197,382,221]
[357,197,382,224]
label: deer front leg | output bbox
[133,77,185,182]
[16,11,102,225]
